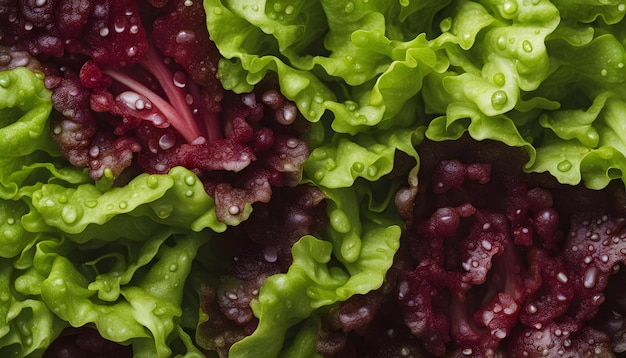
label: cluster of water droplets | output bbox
[310,142,385,183]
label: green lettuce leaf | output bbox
[6,231,209,357]
[205,0,449,135]
[0,68,226,356]
[0,68,56,158]
[24,166,226,235]
[303,125,423,188]
[227,180,402,357]
[0,259,65,357]
[206,0,626,192]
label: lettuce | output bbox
[205,0,448,136]
[2,0,626,356]
[205,0,626,191]
[303,126,423,188]
[201,2,625,354]
[0,68,56,158]
[227,180,401,357]
[0,68,225,356]
[3,230,209,357]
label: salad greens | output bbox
[225,184,401,357]
[0,67,221,356]
[1,0,626,356]
[206,0,626,190]
[0,65,401,357]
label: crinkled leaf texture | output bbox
[224,181,402,357]
[424,2,626,189]
[204,0,449,136]
[303,125,423,188]
[205,0,626,190]
[0,68,225,357]
[0,68,56,157]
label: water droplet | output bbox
[114,16,127,33]
[502,1,518,15]
[583,266,599,289]
[619,4,626,12]
[311,149,328,162]
[213,6,222,14]
[278,103,297,124]
[0,74,12,88]
[147,139,159,153]
[119,201,128,209]
[149,113,169,128]
[284,5,294,14]
[169,263,178,272]
[130,25,139,34]
[173,71,187,88]
[61,205,79,224]
[330,209,351,233]
[158,134,176,150]
[57,195,68,204]
[522,40,533,53]
[399,0,409,6]
[176,30,196,44]
[263,246,278,262]
[34,0,47,6]
[155,204,173,219]
[440,17,452,32]
[344,2,355,12]
[118,91,149,111]
[126,46,137,57]
[496,36,507,50]
[228,205,240,215]
[24,22,33,31]
[490,73,505,87]
[324,159,337,171]
[99,27,109,37]
[367,165,378,177]
[286,138,299,148]
[600,69,608,77]
[85,200,98,208]
[6,217,15,225]
[557,160,572,172]
[184,175,196,187]
[352,161,364,173]
[491,90,508,109]
[146,175,159,188]
[86,145,99,158]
